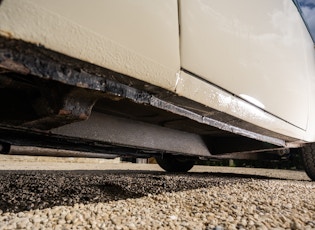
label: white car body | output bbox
[1,0,314,144]
[1,0,315,177]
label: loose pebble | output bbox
[1,179,315,229]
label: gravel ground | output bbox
[0,156,314,229]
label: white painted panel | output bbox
[180,0,315,129]
[0,0,180,90]
[175,71,305,143]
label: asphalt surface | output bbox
[0,155,310,212]
[1,155,314,229]
[0,170,255,213]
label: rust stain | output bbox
[79,113,88,120]
[0,59,30,75]
[76,82,89,88]
[58,109,71,115]
[0,30,13,38]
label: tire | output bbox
[301,143,315,181]
[155,156,195,172]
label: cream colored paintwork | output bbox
[1,0,315,144]
[180,0,315,130]
[175,71,306,143]
[0,0,180,91]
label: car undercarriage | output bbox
[0,36,296,166]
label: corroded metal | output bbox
[0,36,298,145]
[0,35,300,156]
[22,89,98,130]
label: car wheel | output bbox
[155,156,195,172]
[301,143,315,181]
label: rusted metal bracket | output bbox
[22,89,98,130]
